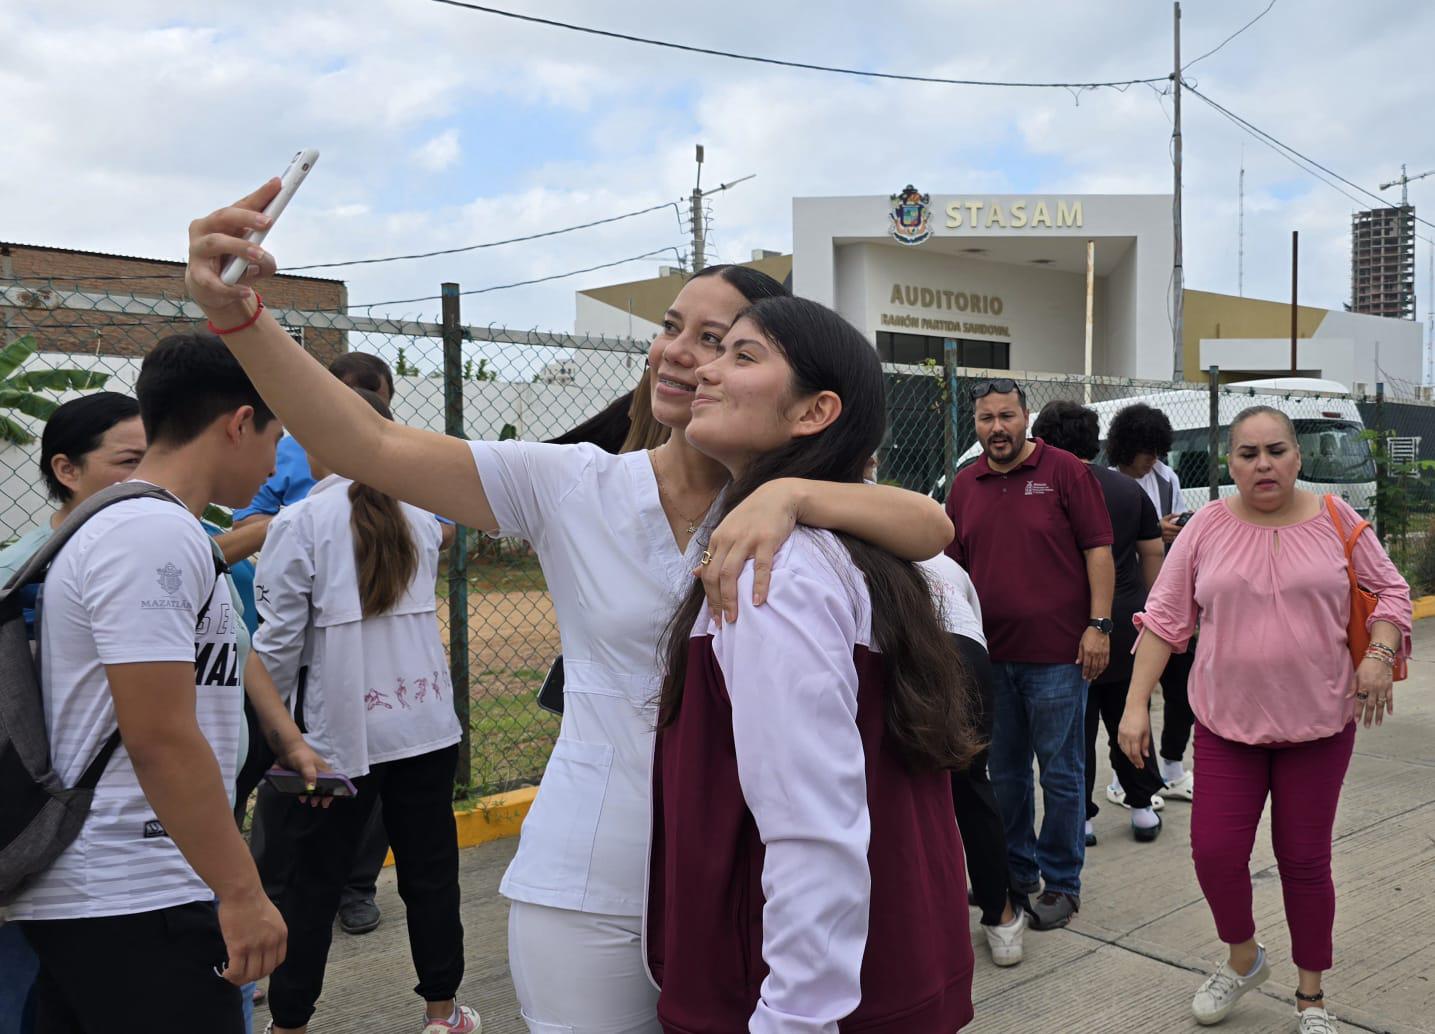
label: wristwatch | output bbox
[1088,618,1114,635]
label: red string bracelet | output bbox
[208,292,265,336]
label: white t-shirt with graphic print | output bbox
[7,495,242,921]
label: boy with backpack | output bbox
[1,333,321,1033]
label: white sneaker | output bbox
[421,1005,481,1033]
[1105,782,1165,811]
[1191,949,1270,1025]
[1163,770,1195,801]
[1297,1006,1338,1033]
[982,908,1025,967]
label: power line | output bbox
[352,246,685,309]
[1184,0,1277,69]
[427,0,1170,90]
[284,199,687,271]
[1183,82,1435,240]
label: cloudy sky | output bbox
[4,0,1433,339]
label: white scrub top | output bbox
[470,441,713,917]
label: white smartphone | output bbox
[219,148,320,286]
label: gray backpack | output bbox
[0,482,223,904]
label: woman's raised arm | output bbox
[186,181,498,532]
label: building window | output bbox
[279,323,306,348]
[874,332,1009,369]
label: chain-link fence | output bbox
[1,280,648,798]
[945,362,1435,597]
[5,279,1435,796]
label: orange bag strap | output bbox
[1324,494,1369,591]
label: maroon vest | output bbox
[648,637,975,1033]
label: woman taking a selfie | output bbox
[1119,406,1411,1034]
[649,296,978,1032]
[185,181,955,1034]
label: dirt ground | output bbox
[437,589,559,700]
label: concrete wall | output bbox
[844,242,1096,373]
[793,193,1176,379]
[574,293,661,343]
[1197,308,1423,393]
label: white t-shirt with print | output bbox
[7,495,242,921]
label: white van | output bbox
[951,377,1376,517]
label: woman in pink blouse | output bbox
[1118,406,1410,1034]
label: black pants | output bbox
[21,902,243,1034]
[949,634,1016,927]
[1085,680,1167,817]
[260,744,464,1029]
[251,783,390,907]
[242,698,391,908]
[1159,646,1197,764]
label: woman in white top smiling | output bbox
[184,181,955,1034]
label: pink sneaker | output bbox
[421,1005,480,1033]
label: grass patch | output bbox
[437,548,548,596]
[463,669,559,796]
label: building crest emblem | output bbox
[889,184,932,246]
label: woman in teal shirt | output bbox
[0,392,145,1034]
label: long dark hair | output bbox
[347,389,418,617]
[657,296,979,771]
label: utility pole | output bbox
[1237,150,1245,297]
[1290,231,1299,375]
[1427,239,1434,389]
[1172,1,1185,381]
[691,145,706,273]
[686,143,756,275]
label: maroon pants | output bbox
[1190,720,1356,972]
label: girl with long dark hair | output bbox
[252,389,473,1034]
[186,180,956,1034]
[649,296,980,1031]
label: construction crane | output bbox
[1379,163,1435,206]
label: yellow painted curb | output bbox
[383,785,536,867]
[1413,596,1435,622]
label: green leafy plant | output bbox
[0,336,109,445]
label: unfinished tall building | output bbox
[1351,205,1416,319]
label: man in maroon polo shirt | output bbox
[945,378,1115,932]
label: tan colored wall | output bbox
[578,254,793,327]
[1181,288,1328,377]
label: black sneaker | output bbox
[1027,890,1079,930]
[338,898,382,935]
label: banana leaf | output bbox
[0,414,35,445]
[5,369,109,392]
[0,337,37,381]
[0,391,57,421]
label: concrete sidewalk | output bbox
[257,623,1435,1033]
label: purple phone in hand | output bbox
[264,767,356,797]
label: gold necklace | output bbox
[650,450,718,535]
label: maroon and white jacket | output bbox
[647,530,974,1033]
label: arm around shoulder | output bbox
[795,480,953,560]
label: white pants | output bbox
[508,900,662,1034]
